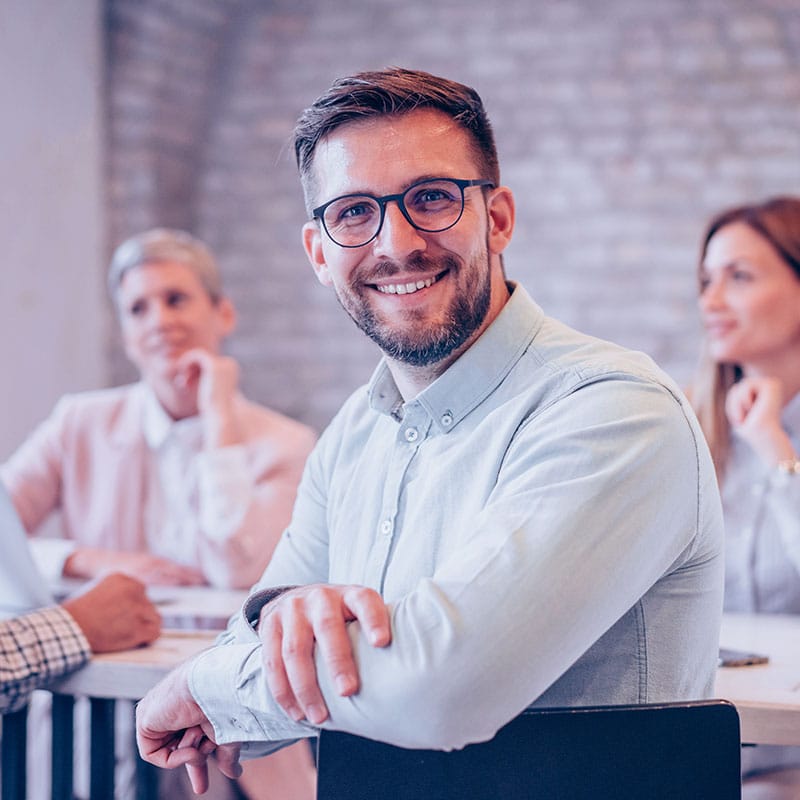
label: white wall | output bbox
[0,0,106,458]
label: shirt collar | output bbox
[141,384,202,450]
[367,281,543,433]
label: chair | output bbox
[316,699,741,799]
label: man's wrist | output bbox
[244,586,297,631]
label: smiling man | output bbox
[135,68,725,792]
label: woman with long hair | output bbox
[693,196,800,798]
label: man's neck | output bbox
[387,358,449,402]
[151,383,199,421]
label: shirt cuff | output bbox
[45,605,93,661]
[196,445,252,542]
[243,586,297,631]
[188,642,316,745]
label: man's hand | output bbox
[63,547,206,586]
[259,584,391,725]
[61,572,162,652]
[136,661,243,795]
[726,376,795,466]
[174,349,243,448]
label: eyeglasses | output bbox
[312,177,495,248]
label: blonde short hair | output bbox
[108,228,222,305]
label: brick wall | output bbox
[105,0,800,432]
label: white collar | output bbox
[140,384,201,450]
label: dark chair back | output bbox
[316,699,741,799]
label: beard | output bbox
[334,248,493,368]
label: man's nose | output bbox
[148,300,176,326]
[372,202,427,260]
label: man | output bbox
[1,572,160,713]
[1,228,317,590]
[135,68,724,791]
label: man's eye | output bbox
[410,188,456,211]
[129,301,146,316]
[418,189,449,203]
[339,203,373,220]
[330,201,376,228]
[167,292,188,306]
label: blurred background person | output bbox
[691,196,800,799]
[0,228,317,799]
[1,228,316,591]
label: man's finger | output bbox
[185,762,210,795]
[309,595,361,697]
[214,744,244,780]
[282,597,328,724]
[343,586,392,647]
[261,614,305,722]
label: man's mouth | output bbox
[148,339,185,355]
[373,270,447,295]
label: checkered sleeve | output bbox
[0,606,91,713]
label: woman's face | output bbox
[699,221,800,371]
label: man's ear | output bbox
[216,297,237,337]
[486,186,515,256]
[303,221,333,286]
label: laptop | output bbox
[0,482,54,619]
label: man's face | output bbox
[302,109,511,368]
[117,261,233,386]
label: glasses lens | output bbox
[403,179,464,232]
[322,196,381,247]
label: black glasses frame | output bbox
[312,177,495,248]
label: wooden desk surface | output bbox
[49,629,218,700]
[715,612,800,746]
[48,586,247,700]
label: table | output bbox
[6,603,799,798]
[52,609,800,775]
[0,588,246,800]
[715,612,800,746]
[51,585,246,699]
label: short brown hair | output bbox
[293,67,500,212]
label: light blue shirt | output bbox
[191,282,724,753]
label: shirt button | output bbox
[441,411,453,427]
[404,427,419,443]
[380,519,392,535]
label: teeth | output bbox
[376,276,436,295]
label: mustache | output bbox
[357,252,460,283]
